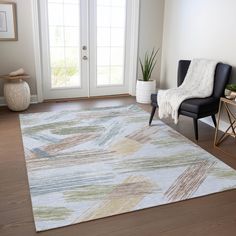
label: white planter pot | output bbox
[136,80,156,104]
[224,89,231,97]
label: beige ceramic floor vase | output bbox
[4,79,30,111]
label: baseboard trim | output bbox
[0,95,38,107]
[200,117,228,133]
[43,94,132,103]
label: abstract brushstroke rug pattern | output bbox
[20,105,236,232]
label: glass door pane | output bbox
[96,0,126,86]
[48,0,81,88]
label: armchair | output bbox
[149,60,232,140]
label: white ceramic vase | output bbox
[4,80,30,111]
[224,89,231,97]
[136,80,156,104]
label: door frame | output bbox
[31,0,140,101]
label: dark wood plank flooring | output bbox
[0,96,236,236]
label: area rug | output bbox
[20,105,236,232]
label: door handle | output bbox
[82,46,87,50]
[83,56,88,60]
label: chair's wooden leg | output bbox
[211,114,217,128]
[149,106,157,126]
[193,118,199,140]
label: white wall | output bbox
[138,0,164,87]
[161,0,236,89]
[0,0,164,98]
[0,0,37,96]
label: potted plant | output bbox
[225,84,236,99]
[136,48,159,104]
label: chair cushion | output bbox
[151,93,219,114]
[180,97,219,114]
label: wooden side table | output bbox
[214,97,236,156]
[0,74,31,111]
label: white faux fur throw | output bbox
[157,59,218,124]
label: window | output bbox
[96,0,126,86]
[48,0,81,88]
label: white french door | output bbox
[40,0,137,100]
[90,0,128,96]
[40,0,89,99]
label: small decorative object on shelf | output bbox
[0,69,31,111]
[225,84,236,100]
[214,97,236,157]
[136,48,159,104]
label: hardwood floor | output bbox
[0,96,236,236]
